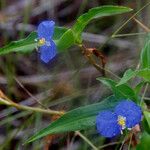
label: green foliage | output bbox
[0,6,132,55]
[116,34,150,88]
[56,29,75,51]
[117,69,136,86]
[25,95,119,143]
[53,27,68,40]
[136,132,150,150]
[142,117,150,135]
[0,32,37,55]
[97,78,138,102]
[144,111,150,128]
[137,69,150,82]
[117,68,150,86]
[1,4,150,149]
[53,5,133,50]
[134,82,145,95]
[140,33,150,69]
[0,27,68,55]
[72,5,132,43]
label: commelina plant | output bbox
[0,5,150,149]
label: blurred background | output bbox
[0,0,149,149]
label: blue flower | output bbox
[37,20,57,63]
[96,100,142,138]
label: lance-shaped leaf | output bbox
[117,68,150,86]
[117,69,136,86]
[0,32,37,55]
[136,132,150,150]
[25,95,120,143]
[72,5,132,42]
[144,111,150,128]
[137,68,150,81]
[0,27,68,55]
[56,29,75,51]
[97,78,138,102]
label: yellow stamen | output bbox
[117,115,126,129]
[38,38,46,46]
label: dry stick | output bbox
[79,44,121,79]
[133,17,150,32]
[89,48,106,76]
[80,45,103,72]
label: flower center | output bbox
[117,115,126,129]
[38,38,51,47]
[38,38,46,46]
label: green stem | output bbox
[128,133,133,150]
[98,142,121,149]
[112,32,147,38]
[133,17,150,32]
[140,83,149,106]
[0,98,64,115]
[143,97,150,100]
[76,131,98,150]
[112,1,150,37]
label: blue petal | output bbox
[37,20,55,41]
[115,100,142,128]
[96,111,121,138]
[40,40,57,63]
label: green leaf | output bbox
[72,5,132,43]
[97,78,138,102]
[117,68,150,87]
[56,29,75,51]
[25,95,119,143]
[140,33,150,69]
[117,69,136,86]
[134,81,145,95]
[0,32,37,55]
[137,68,150,82]
[144,111,150,128]
[0,26,69,55]
[53,27,68,40]
[142,117,150,135]
[136,132,150,150]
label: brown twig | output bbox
[80,44,106,76]
[89,48,106,76]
